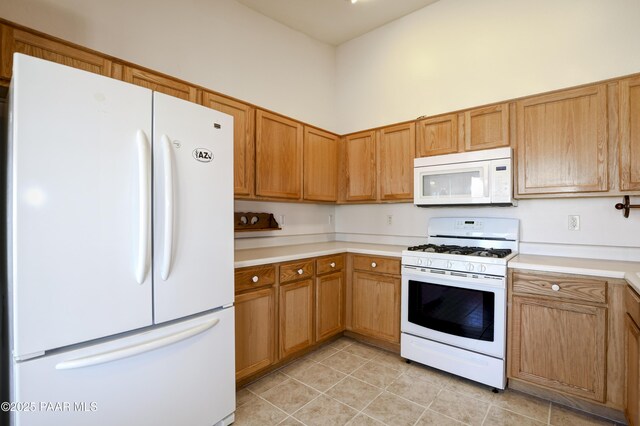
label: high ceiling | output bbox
[235,0,440,46]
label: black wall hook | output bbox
[614,195,640,218]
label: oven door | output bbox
[401,266,506,359]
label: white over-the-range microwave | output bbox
[414,147,516,206]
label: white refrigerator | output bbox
[5,54,235,425]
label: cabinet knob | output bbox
[251,275,259,283]
[330,262,336,268]
[551,284,560,291]
[371,262,377,268]
[297,268,304,275]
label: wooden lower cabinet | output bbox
[351,271,400,344]
[510,295,607,402]
[626,315,640,426]
[235,287,276,381]
[279,279,314,358]
[315,271,344,342]
[626,285,640,426]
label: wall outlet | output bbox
[568,215,580,231]
[387,215,393,225]
[278,215,285,226]
[328,214,334,225]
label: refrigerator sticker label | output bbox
[192,148,213,163]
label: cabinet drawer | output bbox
[235,265,276,292]
[280,259,314,284]
[352,255,400,275]
[316,255,345,275]
[512,271,606,304]
[627,285,640,325]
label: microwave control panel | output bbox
[490,158,512,203]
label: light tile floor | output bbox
[235,337,625,426]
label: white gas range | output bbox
[400,217,519,389]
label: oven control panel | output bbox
[402,255,507,278]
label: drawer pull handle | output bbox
[330,262,336,268]
[371,262,377,268]
[551,284,560,291]
[297,269,304,275]
[251,275,259,283]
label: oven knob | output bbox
[479,264,487,273]
[416,258,423,266]
[427,259,433,266]
[447,261,453,269]
[466,263,474,271]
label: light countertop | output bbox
[234,242,404,268]
[509,254,640,294]
[234,244,640,294]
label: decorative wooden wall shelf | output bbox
[234,212,281,232]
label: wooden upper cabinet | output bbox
[122,65,198,102]
[464,103,510,151]
[342,131,377,201]
[304,127,338,202]
[202,92,255,197]
[0,24,113,81]
[255,110,303,200]
[620,76,640,191]
[516,85,608,195]
[378,123,415,201]
[416,113,458,157]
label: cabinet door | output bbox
[626,315,640,426]
[379,123,415,200]
[464,103,510,151]
[516,85,608,195]
[510,296,606,402]
[316,272,344,342]
[279,279,314,358]
[416,113,458,157]
[122,65,198,103]
[0,24,113,81]
[620,76,640,191]
[342,131,377,201]
[255,110,303,199]
[304,127,338,202]
[235,287,276,381]
[202,92,255,197]
[351,272,400,343]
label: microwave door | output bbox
[415,162,490,205]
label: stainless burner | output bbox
[407,244,512,258]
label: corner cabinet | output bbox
[201,92,255,197]
[349,255,401,344]
[255,110,303,200]
[516,85,608,196]
[303,127,339,202]
[619,76,640,191]
[626,286,640,426]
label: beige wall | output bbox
[336,0,640,133]
[0,0,338,131]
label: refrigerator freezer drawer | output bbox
[12,309,235,426]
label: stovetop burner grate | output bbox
[407,244,512,258]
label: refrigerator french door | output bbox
[6,54,235,425]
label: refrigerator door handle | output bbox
[135,129,150,284]
[160,134,174,281]
[55,317,220,370]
